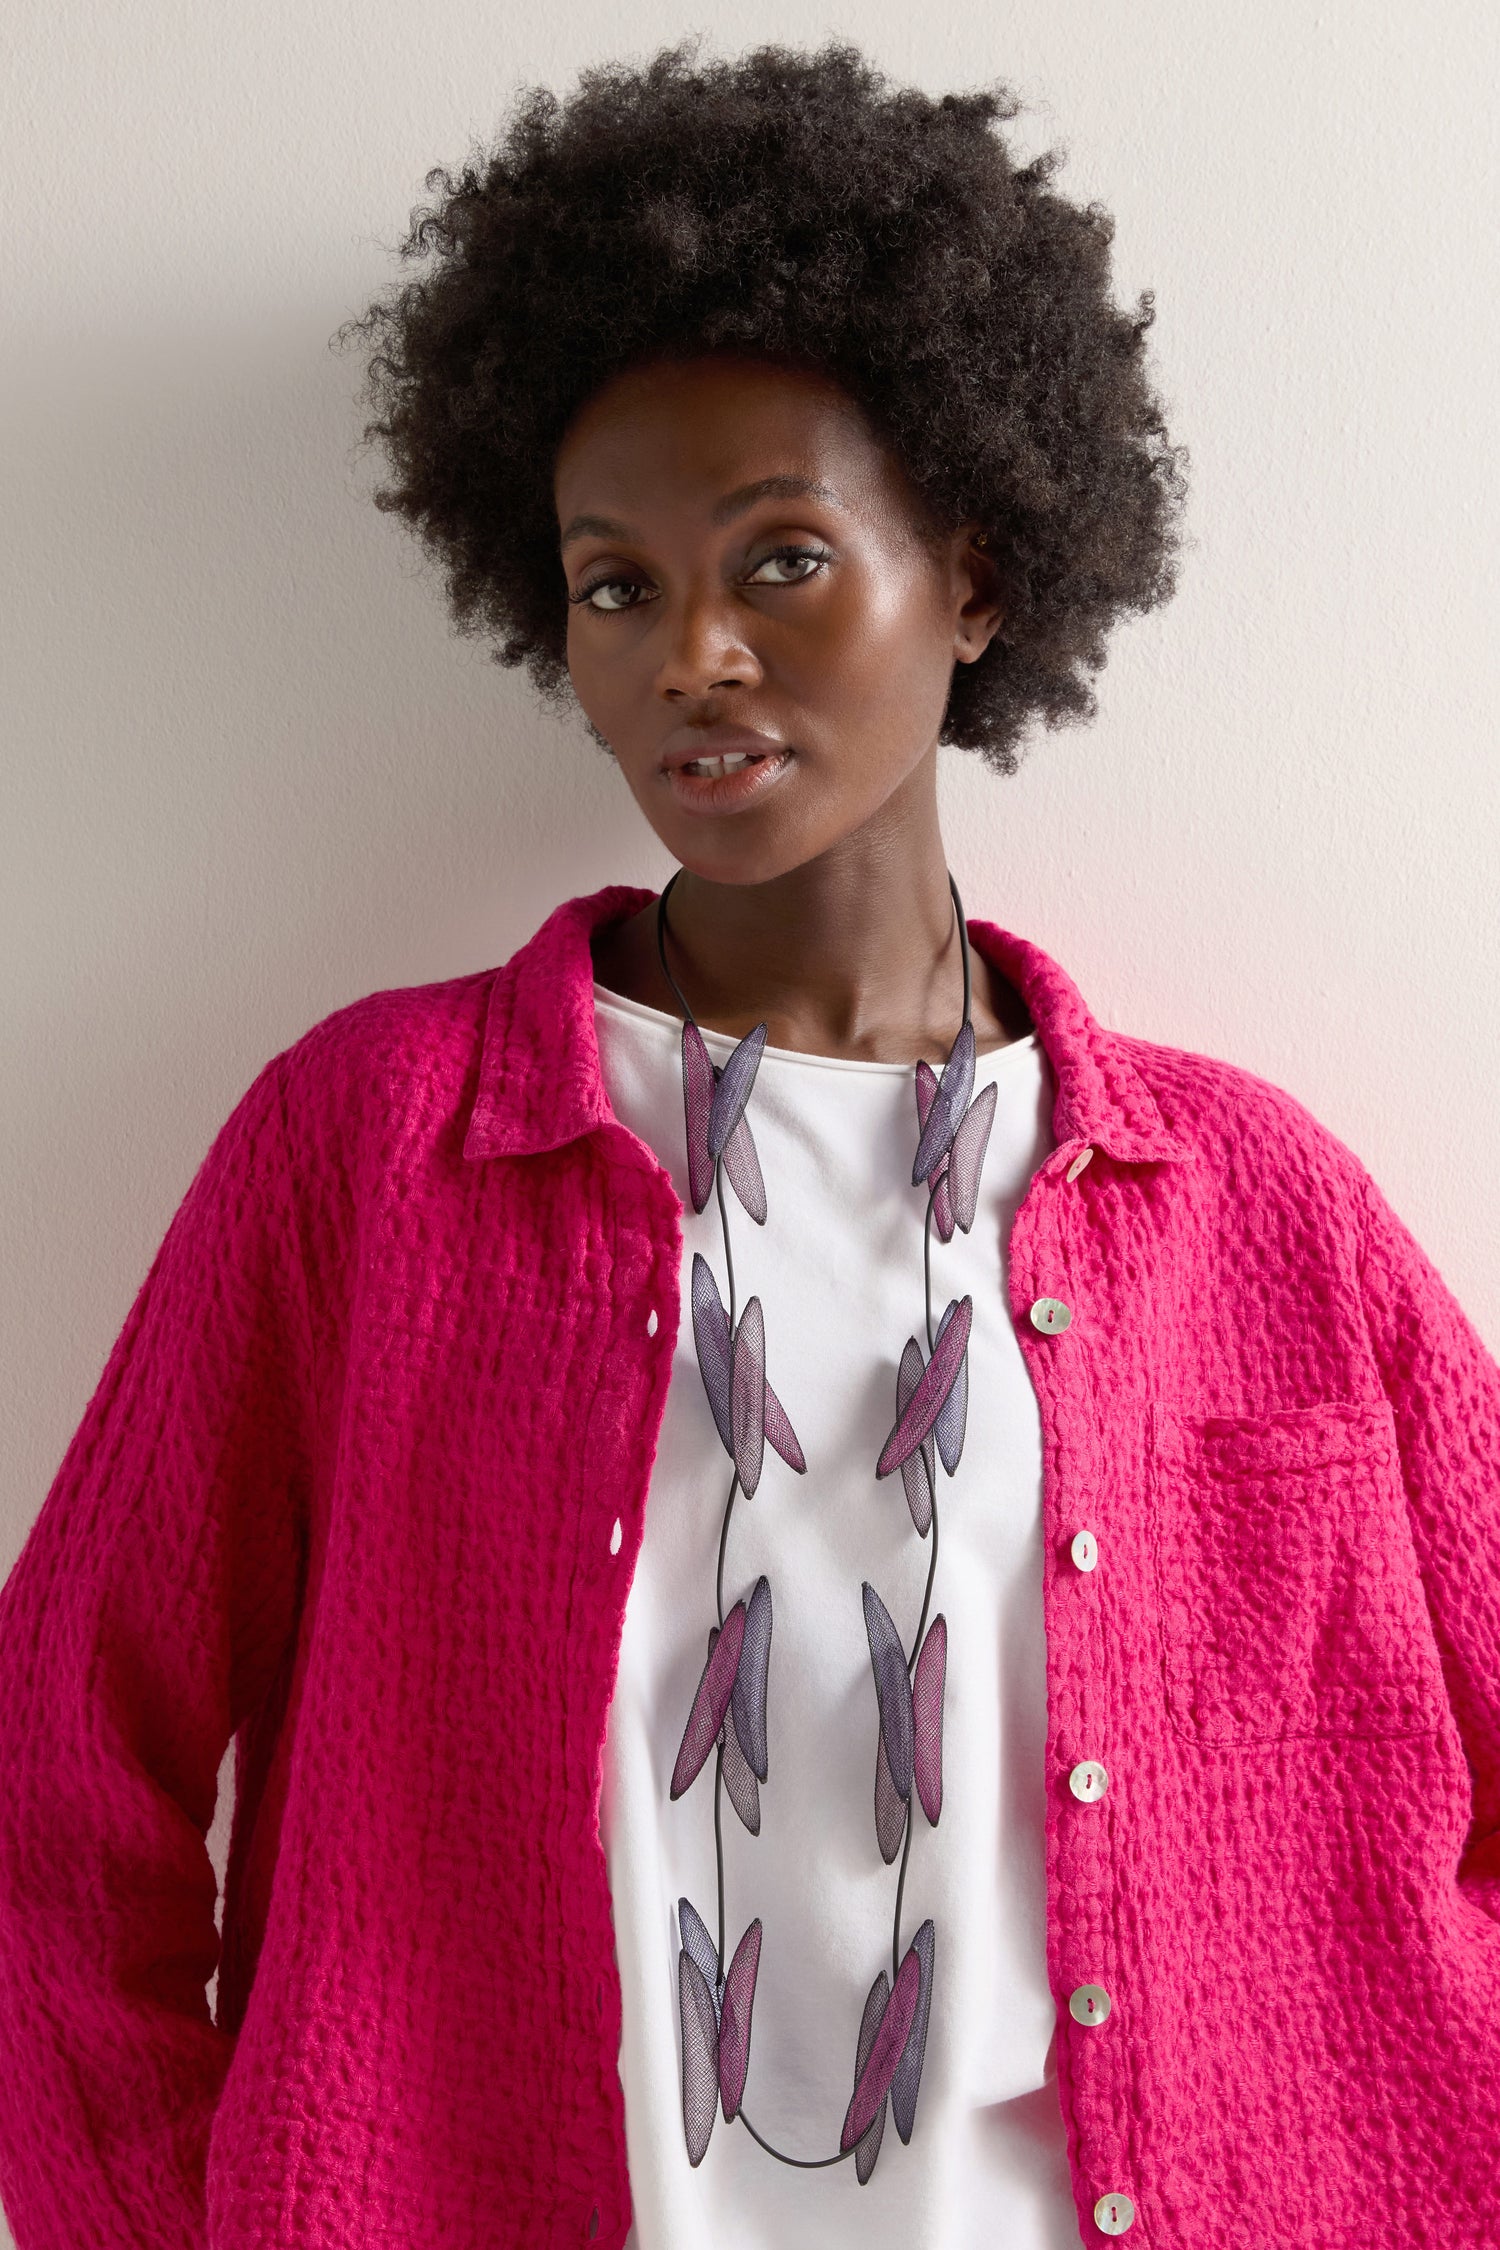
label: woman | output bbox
[1,38,1496,2250]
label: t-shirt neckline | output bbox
[591,980,1038,1080]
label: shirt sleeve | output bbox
[0,1050,316,2250]
[1356,1161,1500,1923]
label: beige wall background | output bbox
[1,0,1496,2193]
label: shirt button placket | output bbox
[1041,1144,1139,2242]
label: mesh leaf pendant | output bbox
[677,1897,766,2163]
[670,1579,774,1802]
[916,1041,997,1241]
[864,1588,947,1863]
[683,1021,770,1225]
[911,1021,974,1184]
[875,1297,973,1480]
[839,1920,936,2163]
[670,1607,746,1800]
[691,1256,806,1477]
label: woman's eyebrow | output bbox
[558,509,642,549]
[559,473,841,549]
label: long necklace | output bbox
[658,869,997,2182]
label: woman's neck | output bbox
[591,771,1031,1064]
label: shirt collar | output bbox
[462,884,1195,1167]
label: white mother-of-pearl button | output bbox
[1094,2192,1135,2234]
[1071,1529,1099,1572]
[609,1518,623,1556]
[646,1308,659,1337]
[1069,1983,1112,2026]
[1066,1145,1095,1181]
[1069,1759,1109,1802]
[1029,1296,1072,1333]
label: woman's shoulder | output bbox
[279,961,495,1089]
[1110,1022,1371,1203]
[266,961,501,1190]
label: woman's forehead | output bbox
[553,356,899,529]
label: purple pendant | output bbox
[875,1297,972,1479]
[911,1021,975,1185]
[671,1607,746,1800]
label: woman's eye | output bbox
[578,578,644,612]
[747,545,828,585]
[575,542,827,607]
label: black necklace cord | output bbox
[655,870,698,1027]
[948,872,973,1028]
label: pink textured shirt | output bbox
[1,882,1498,2249]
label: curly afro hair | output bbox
[334,37,1189,776]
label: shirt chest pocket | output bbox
[1147,1395,1447,1745]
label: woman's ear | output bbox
[951,525,1008,664]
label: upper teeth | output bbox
[685,753,753,777]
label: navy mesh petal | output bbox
[890,1920,936,2145]
[677,1896,721,2020]
[862,1582,913,1802]
[731,1297,767,1498]
[855,2103,886,2184]
[932,1299,970,1476]
[852,1971,891,2184]
[718,1919,763,2121]
[679,1949,720,2165]
[911,1021,975,1184]
[895,1337,933,1534]
[690,1254,733,1455]
[947,1080,997,1234]
[720,1707,761,1834]
[731,1574,772,1782]
[721,1112,768,1225]
[681,1023,716,1215]
[708,1023,768,1158]
[931,1166,956,1243]
[912,1615,947,1826]
[874,1713,909,1863]
[840,1945,920,2151]
[896,1336,924,1420]
[900,1442,933,1537]
[935,1348,968,1475]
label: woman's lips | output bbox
[662,746,794,815]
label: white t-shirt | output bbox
[594,985,1080,2250]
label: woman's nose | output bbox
[654,584,762,700]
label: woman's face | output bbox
[553,353,1003,887]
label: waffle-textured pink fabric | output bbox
[1,883,1497,2250]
